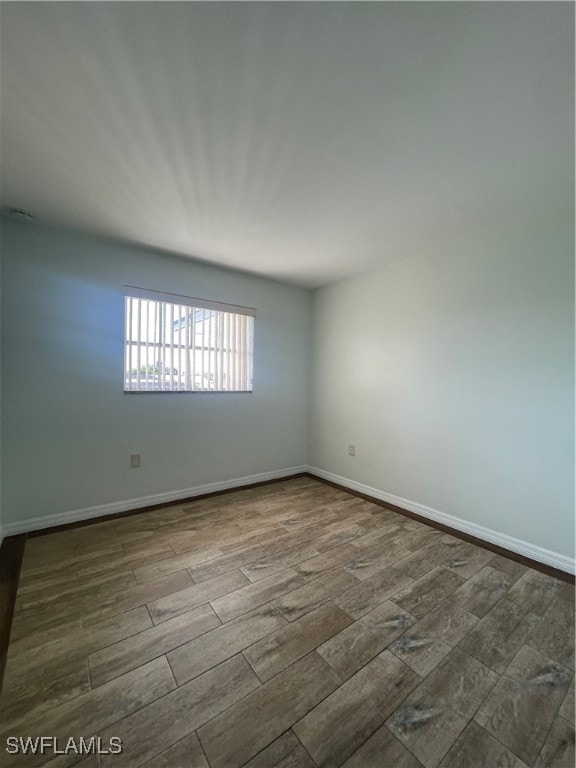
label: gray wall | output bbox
[1,219,311,529]
[309,210,575,562]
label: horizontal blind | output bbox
[124,289,255,393]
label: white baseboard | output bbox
[307,465,575,576]
[1,466,307,537]
[3,464,574,576]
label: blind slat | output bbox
[169,303,175,390]
[136,300,142,392]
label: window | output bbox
[124,287,255,392]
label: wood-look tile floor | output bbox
[1,477,574,768]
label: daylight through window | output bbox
[124,287,255,392]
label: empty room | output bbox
[0,2,574,768]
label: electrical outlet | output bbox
[130,453,141,469]
[348,445,355,456]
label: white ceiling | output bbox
[1,2,572,288]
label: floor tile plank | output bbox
[334,566,414,620]
[242,731,317,768]
[535,716,575,768]
[393,536,461,580]
[272,569,361,622]
[294,650,420,768]
[5,606,152,687]
[141,733,209,768]
[76,545,177,585]
[14,571,137,616]
[0,658,91,733]
[317,601,416,680]
[391,568,465,619]
[452,565,514,618]
[1,657,176,768]
[147,570,249,624]
[387,648,498,768]
[244,602,353,682]
[487,554,528,583]
[198,652,341,768]
[133,547,222,584]
[441,542,494,580]
[559,676,575,723]
[188,545,266,584]
[6,617,84,661]
[389,600,478,677]
[528,597,575,670]
[507,571,574,616]
[168,604,288,685]
[344,539,412,581]
[458,598,539,674]
[82,570,193,626]
[99,654,260,768]
[293,544,361,580]
[342,725,424,768]
[438,721,529,768]
[89,604,221,687]
[240,541,322,582]
[474,645,572,765]
[218,526,291,555]
[210,568,307,623]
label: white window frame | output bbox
[124,286,255,393]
